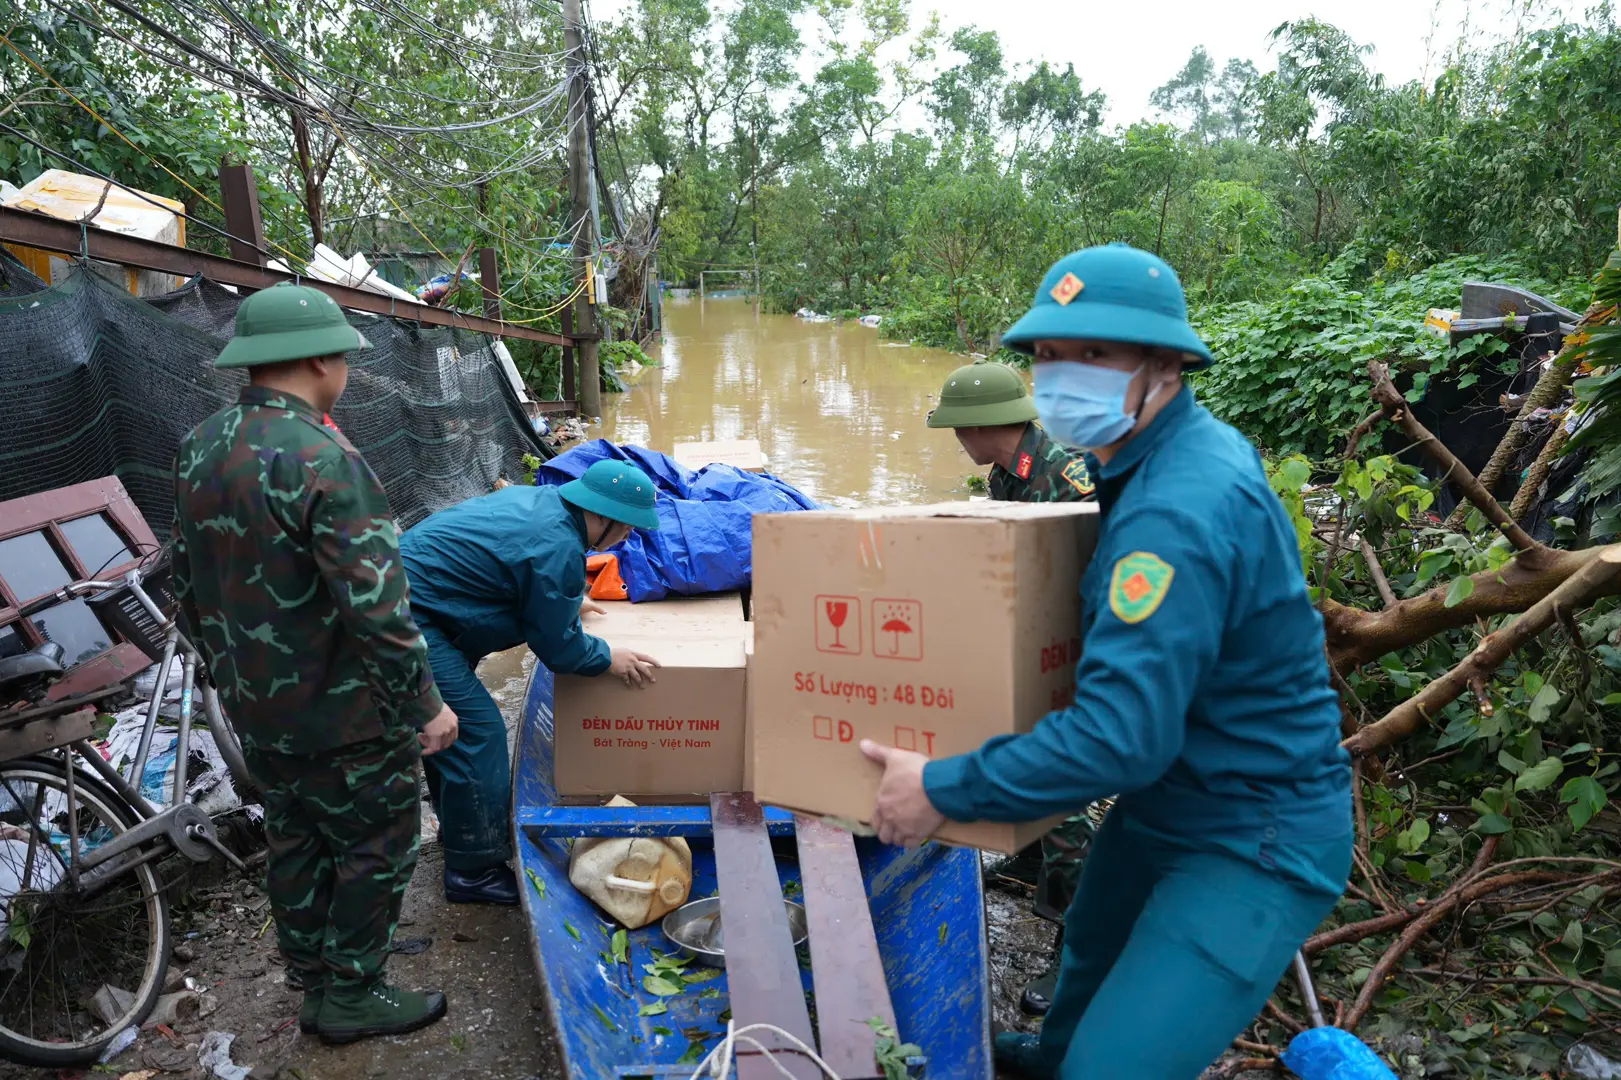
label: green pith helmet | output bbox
[215,282,371,369]
[558,460,661,530]
[925,363,1039,429]
[1000,243,1214,370]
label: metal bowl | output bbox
[661,896,808,968]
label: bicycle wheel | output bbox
[201,683,260,805]
[0,755,171,1066]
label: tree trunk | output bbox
[290,109,324,247]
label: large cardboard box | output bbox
[750,502,1100,853]
[555,595,749,798]
[672,439,766,473]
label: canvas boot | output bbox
[318,982,448,1045]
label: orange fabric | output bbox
[585,553,629,600]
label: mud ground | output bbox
[0,648,1260,1080]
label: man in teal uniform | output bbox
[927,361,1096,503]
[862,244,1352,1079]
[399,460,662,904]
[927,359,1100,1015]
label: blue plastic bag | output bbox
[535,440,818,601]
[1282,1027,1399,1080]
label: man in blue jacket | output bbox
[861,244,1352,1079]
[402,460,663,904]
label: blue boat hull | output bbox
[513,664,994,1078]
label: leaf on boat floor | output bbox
[652,1026,673,1037]
[643,975,684,997]
[681,967,720,985]
[637,1001,668,1017]
[525,868,546,897]
[698,987,722,1000]
[592,1005,619,1033]
[676,1041,707,1066]
[612,929,629,965]
[564,922,583,942]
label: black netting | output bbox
[0,259,552,532]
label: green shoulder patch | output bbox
[1061,457,1095,496]
[1109,552,1174,624]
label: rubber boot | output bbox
[1019,928,1064,1017]
[994,1032,1053,1079]
[299,982,324,1034]
[318,982,448,1045]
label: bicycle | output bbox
[0,547,257,1066]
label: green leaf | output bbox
[525,868,547,898]
[564,922,582,942]
[677,1041,708,1066]
[1561,919,1584,954]
[1528,683,1563,723]
[1498,749,1527,775]
[1444,574,1476,608]
[699,987,722,999]
[682,967,722,985]
[1603,948,1621,982]
[1405,860,1432,883]
[1514,756,1564,793]
[1474,813,1514,835]
[638,1001,669,1017]
[643,975,685,997]
[1560,775,1609,831]
[652,1026,674,1037]
[1601,693,1621,706]
[592,1005,619,1033]
[1563,743,1594,758]
[1395,818,1431,854]
[611,929,629,965]
[1278,458,1311,490]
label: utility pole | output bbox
[750,122,760,316]
[565,0,601,417]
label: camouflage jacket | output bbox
[171,386,443,756]
[988,422,1097,503]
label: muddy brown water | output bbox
[602,297,999,505]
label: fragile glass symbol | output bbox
[825,600,850,649]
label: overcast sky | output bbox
[594,0,1584,128]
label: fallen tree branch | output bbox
[1323,545,1619,672]
[1508,417,1572,522]
[1359,537,1398,608]
[1343,546,1621,756]
[1369,361,1541,552]
[1408,967,1621,1010]
[1342,837,1501,1031]
[1445,304,1610,530]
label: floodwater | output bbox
[601,297,1002,506]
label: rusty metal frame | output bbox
[0,205,591,349]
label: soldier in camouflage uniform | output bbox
[171,282,460,1045]
[927,360,1108,1016]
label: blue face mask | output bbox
[1032,362,1152,448]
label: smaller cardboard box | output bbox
[581,593,746,639]
[750,501,1100,853]
[556,595,750,798]
[672,439,766,473]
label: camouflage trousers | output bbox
[245,733,421,990]
[1034,799,1115,923]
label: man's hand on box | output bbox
[861,740,945,848]
[419,704,460,755]
[581,598,608,617]
[609,647,660,688]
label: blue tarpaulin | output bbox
[535,440,818,601]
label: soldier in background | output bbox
[927,359,1106,1017]
[171,282,459,1045]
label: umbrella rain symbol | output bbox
[876,602,918,656]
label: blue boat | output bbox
[513,664,994,1078]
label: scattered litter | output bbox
[118,1070,157,1080]
[794,308,835,323]
[1567,1044,1621,1079]
[98,1025,138,1063]
[142,990,201,1029]
[389,936,433,956]
[198,1031,252,1080]
[452,930,480,943]
[878,341,910,348]
[859,314,882,328]
[102,685,261,820]
[0,837,63,937]
[92,984,136,1026]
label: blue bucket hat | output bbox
[1000,243,1214,370]
[558,460,661,531]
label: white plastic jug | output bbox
[568,797,693,929]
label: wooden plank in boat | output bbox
[710,792,819,1080]
[794,814,894,1078]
